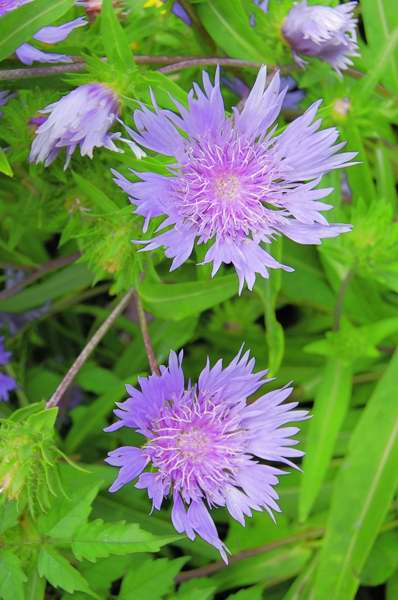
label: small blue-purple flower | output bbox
[0,337,16,402]
[114,66,355,292]
[30,83,130,168]
[282,1,359,74]
[105,349,308,561]
[0,91,14,118]
[0,0,86,65]
[170,1,191,25]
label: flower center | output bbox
[147,394,246,500]
[176,427,211,459]
[175,138,274,241]
[213,174,241,202]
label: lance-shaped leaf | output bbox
[311,350,398,599]
[299,357,352,522]
[138,275,238,320]
[101,0,134,69]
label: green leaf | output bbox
[0,550,27,600]
[71,519,178,561]
[311,350,398,600]
[0,149,13,177]
[387,570,398,600]
[101,0,133,68]
[138,275,238,320]
[0,501,19,535]
[212,546,312,591]
[299,358,352,522]
[359,22,398,99]
[360,531,398,586]
[72,173,119,214]
[255,240,284,375]
[227,585,264,599]
[63,382,126,453]
[0,0,74,62]
[38,482,100,538]
[0,263,94,313]
[119,557,188,600]
[361,0,398,94]
[37,547,93,596]
[171,578,217,600]
[140,72,188,109]
[197,0,264,61]
[283,558,317,600]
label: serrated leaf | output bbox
[311,350,398,599]
[38,547,93,596]
[138,275,238,320]
[38,482,100,538]
[0,550,27,600]
[101,0,133,68]
[71,519,177,561]
[119,557,188,600]
[0,0,74,62]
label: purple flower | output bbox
[0,1,86,64]
[114,67,355,292]
[105,349,308,561]
[223,74,304,113]
[0,337,11,366]
[0,0,30,15]
[30,83,124,168]
[0,373,16,402]
[0,91,14,118]
[282,1,359,74]
[170,1,191,25]
[0,337,16,402]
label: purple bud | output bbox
[282,1,359,74]
[30,83,123,169]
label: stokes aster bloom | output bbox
[282,1,359,74]
[105,349,308,561]
[0,337,16,402]
[0,1,86,65]
[30,83,125,168]
[114,67,355,291]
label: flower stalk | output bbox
[46,289,134,408]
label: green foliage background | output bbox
[0,0,398,599]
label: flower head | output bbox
[30,83,123,168]
[282,1,359,74]
[105,349,308,561]
[0,0,86,64]
[114,67,355,291]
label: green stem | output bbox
[333,269,354,331]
